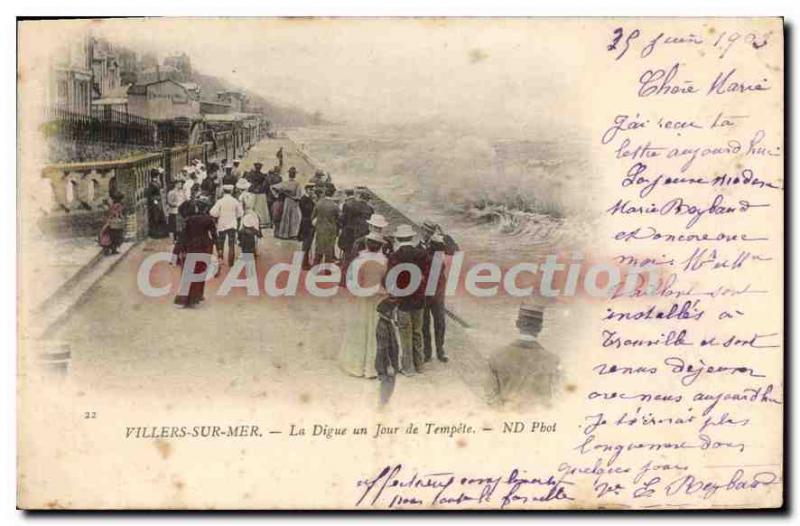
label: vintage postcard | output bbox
[16,17,784,510]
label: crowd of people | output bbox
[339,215,461,405]
[125,147,466,404]
[100,145,558,408]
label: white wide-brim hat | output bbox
[393,224,415,239]
[367,213,389,229]
[236,179,251,190]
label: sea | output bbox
[288,122,598,358]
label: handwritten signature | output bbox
[354,464,573,508]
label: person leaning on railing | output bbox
[99,192,126,256]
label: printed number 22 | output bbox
[608,27,640,60]
[84,411,96,419]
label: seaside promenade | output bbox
[36,136,495,416]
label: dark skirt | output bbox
[271,200,284,230]
[148,205,169,238]
[174,247,211,307]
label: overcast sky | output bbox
[51,18,588,137]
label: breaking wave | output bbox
[289,123,595,257]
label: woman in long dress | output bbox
[145,171,169,238]
[273,166,303,240]
[174,201,217,308]
[338,233,388,378]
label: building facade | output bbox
[181,82,201,101]
[48,36,93,115]
[90,38,122,100]
[136,65,184,85]
[117,48,139,86]
[127,80,200,120]
[199,100,232,115]
[217,90,247,112]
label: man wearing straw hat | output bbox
[488,304,560,406]
[351,213,390,256]
[385,224,428,375]
[209,184,243,267]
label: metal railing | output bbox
[44,106,157,146]
[40,122,271,239]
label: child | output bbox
[375,297,402,406]
[100,193,125,255]
[239,210,263,256]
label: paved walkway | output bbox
[44,137,492,416]
[22,235,103,312]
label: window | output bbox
[57,80,68,101]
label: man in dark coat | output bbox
[200,162,220,199]
[337,189,358,254]
[221,164,238,187]
[311,186,340,266]
[298,184,317,270]
[339,189,375,282]
[419,220,460,363]
[351,190,374,242]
